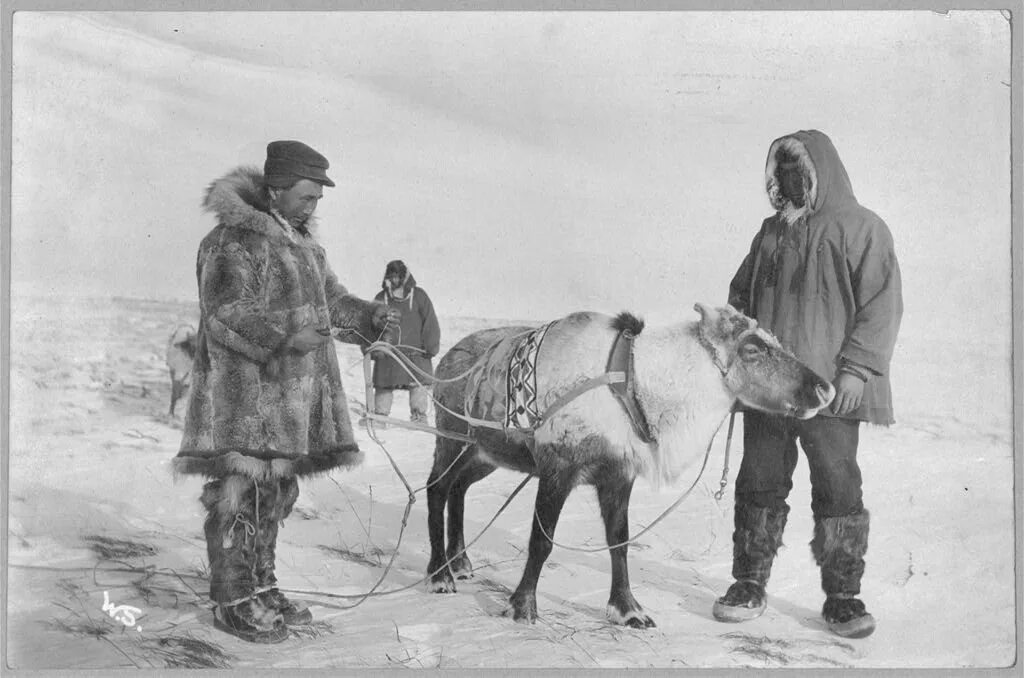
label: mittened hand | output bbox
[372,305,402,344]
[831,372,865,416]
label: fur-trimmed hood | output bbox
[765,130,857,225]
[372,265,441,389]
[202,166,320,246]
[734,129,903,426]
[383,271,418,300]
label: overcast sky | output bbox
[10,10,1012,334]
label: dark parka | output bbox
[175,167,387,480]
[728,130,903,425]
[372,270,441,389]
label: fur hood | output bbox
[738,129,903,425]
[202,166,320,247]
[765,130,857,225]
[383,271,418,300]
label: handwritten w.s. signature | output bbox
[102,591,143,632]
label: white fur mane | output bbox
[631,321,736,489]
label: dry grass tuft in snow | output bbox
[138,634,234,669]
[318,542,392,568]
[723,631,856,667]
[288,620,336,640]
[84,535,158,560]
[44,615,113,639]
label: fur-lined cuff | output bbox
[206,316,286,364]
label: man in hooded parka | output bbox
[174,141,400,643]
[714,130,903,639]
[369,259,441,425]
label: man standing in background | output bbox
[367,259,441,426]
[713,130,903,639]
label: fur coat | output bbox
[371,271,441,389]
[728,130,903,425]
[175,167,385,480]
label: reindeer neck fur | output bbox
[630,321,735,488]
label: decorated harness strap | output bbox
[504,321,554,429]
[499,321,654,442]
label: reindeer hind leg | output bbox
[445,460,496,580]
[426,437,475,593]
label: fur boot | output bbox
[811,509,875,638]
[254,477,312,626]
[201,476,288,643]
[713,503,789,622]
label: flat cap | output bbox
[264,140,335,188]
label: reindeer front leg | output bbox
[598,473,655,628]
[509,469,573,623]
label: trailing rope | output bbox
[289,322,737,605]
[713,410,737,501]
[532,412,734,553]
[278,472,535,606]
[354,330,739,555]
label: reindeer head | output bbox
[694,303,834,419]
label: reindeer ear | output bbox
[693,302,716,325]
[694,303,726,341]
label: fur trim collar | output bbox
[384,271,417,299]
[765,136,818,225]
[203,166,320,246]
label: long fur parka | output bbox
[174,167,384,480]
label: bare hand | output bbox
[286,326,331,354]
[831,372,865,416]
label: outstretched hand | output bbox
[286,326,331,354]
[831,372,865,416]
[372,305,401,342]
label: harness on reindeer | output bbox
[454,319,655,442]
[290,313,735,606]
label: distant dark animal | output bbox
[425,303,834,628]
[166,324,197,417]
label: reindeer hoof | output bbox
[428,575,457,594]
[608,602,656,629]
[625,614,657,629]
[448,554,474,580]
[509,593,538,624]
[512,612,537,625]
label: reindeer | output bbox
[424,303,834,628]
[166,324,197,417]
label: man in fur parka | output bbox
[715,130,903,639]
[174,140,400,643]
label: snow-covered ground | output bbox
[5,294,1015,670]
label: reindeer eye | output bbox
[738,340,766,361]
